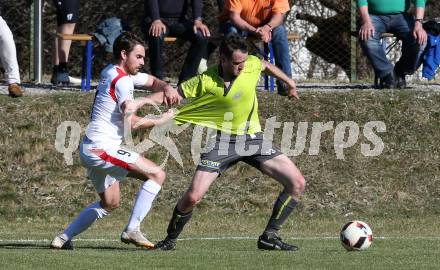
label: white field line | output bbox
[1,236,440,243]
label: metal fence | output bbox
[286,0,440,83]
[1,0,439,84]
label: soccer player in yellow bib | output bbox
[156,34,305,251]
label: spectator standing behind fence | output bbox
[51,0,81,86]
[0,16,23,97]
[218,0,292,96]
[143,0,210,84]
[358,0,427,89]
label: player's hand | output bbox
[163,86,181,106]
[286,80,299,100]
[255,25,272,43]
[193,20,211,37]
[413,21,427,45]
[156,109,175,125]
[359,21,375,41]
[149,20,167,37]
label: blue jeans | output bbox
[360,13,426,78]
[219,21,292,92]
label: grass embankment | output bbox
[0,90,439,224]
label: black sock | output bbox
[166,206,193,239]
[265,192,298,233]
[58,62,68,72]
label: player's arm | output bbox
[144,74,182,106]
[265,13,284,29]
[413,6,427,45]
[121,99,174,130]
[229,11,257,33]
[261,59,299,99]
[255,13,284,42]
[358,4,375,41]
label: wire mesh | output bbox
[1,0,439,84]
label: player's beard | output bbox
[129,65,141,75]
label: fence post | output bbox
[29,1,34,81]
[33,0,42,83]
[350,0,357,82]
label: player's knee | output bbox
[186,192,202,207]
[285,175,306,197]
[152,169,166,185]
[101,200,120,212]
[294,175,306,195]
[148,34,164,43]
[194,31,208,41]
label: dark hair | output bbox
[219,34,249,60]
[112,31,145,60]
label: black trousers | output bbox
[145,18,209,83]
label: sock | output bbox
[58,62,68,72]
[166,206,193,239]
[126,180,161,232]
[265,192,298,233]
[63,201,109,240]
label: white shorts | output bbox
[80,138,140,193]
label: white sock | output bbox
[63,201,108,240]
[126,180,161,232]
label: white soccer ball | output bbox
[340,220,373,251]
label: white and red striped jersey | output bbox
[85,64,149,147]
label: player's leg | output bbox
[359,15,395,88]
[50,176,120,250]
[0,16,23,97]
[54,23,76,85]
[252,153,305,251]
[52,0,79,85]
[174,19,209,83]
[145,21,167,80]
[155,170,219,250]
[271,25,293,96]
[392,13,426,88]
[56,23,76,64]
[120,155,166,248]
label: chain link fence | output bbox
[0,0,439,84]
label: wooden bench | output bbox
[164,32,301,92]
[56,33,94,91]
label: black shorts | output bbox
[53,0,80,25]
[196,132,282,174]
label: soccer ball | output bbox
[340,220,373,251]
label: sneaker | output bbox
[154,237,177,251]
[56,71,70,85]
[8,83,23,98]
[52,74,81,86]
[52,64,70,86]
[394,72,407,89]
[378,72,396,89]
[120,230,154,249]
[257,231,299,251]
[68,76,82,86]
[50,233,74,250]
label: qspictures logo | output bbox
[55,111,386,168]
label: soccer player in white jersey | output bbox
[50,32,181,250]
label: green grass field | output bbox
[1,89,440,269]
[2,239,440,270]
[1,216,440,270]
